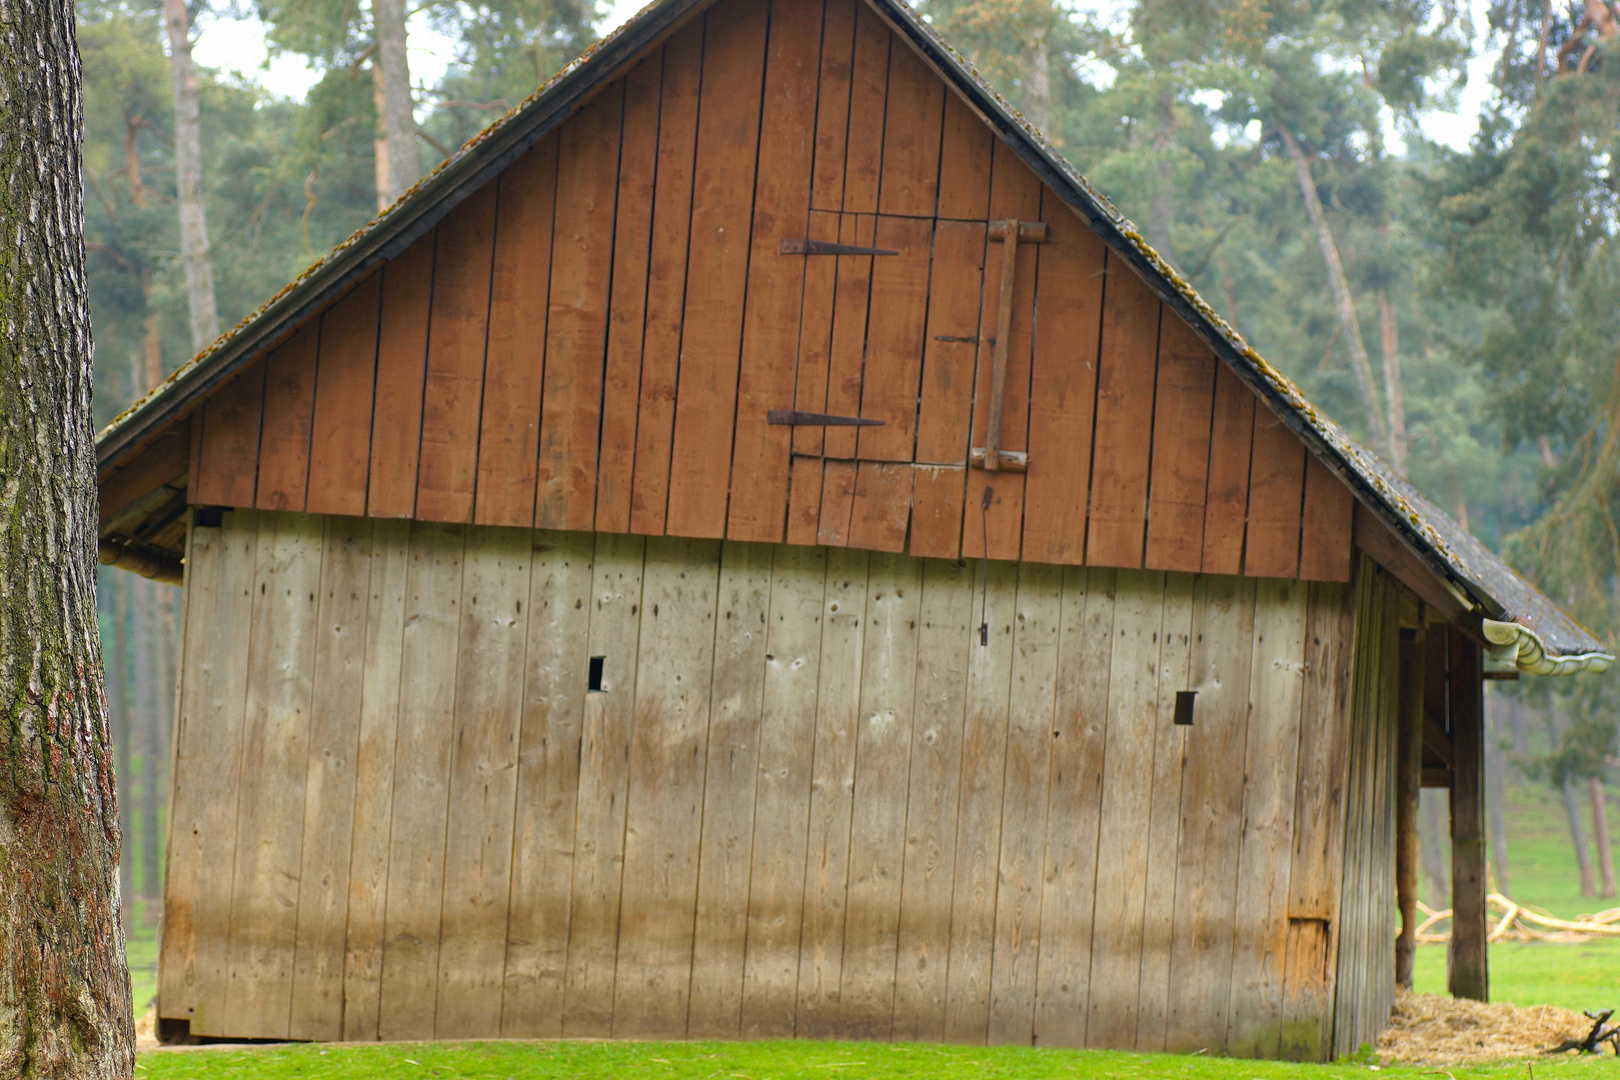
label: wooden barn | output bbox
[95,0,1611,1058]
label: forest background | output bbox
[87,0,1620,1008]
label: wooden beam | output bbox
[1395,630,1423,989]
[1352,502,1469,621]
[1448,631,1488,1002]
[982,218,1019,472]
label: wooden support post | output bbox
[1447,630,1488,1002]
[983,219,1019,472]
[1395,629,1423,989]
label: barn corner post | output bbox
[1394,621,1423,990]
[1447,630,1488,1002]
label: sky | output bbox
[191,0,1494,152]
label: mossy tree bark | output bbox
[0,0,134,1074]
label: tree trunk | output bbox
[161,0,218,352]
[0,0,135,1069]
[1563,779,1596,896]
[1378,287,1408,476]
[107,574,133,933]
[1485,688,1512,898]
[371,0,417,210]
[1590,777,1616,897]
[135,581,161,911]
[1023,28,1053,137]
[1420,788,1450,906]
[1148,89,1175,263]
[1280,127,1391,458]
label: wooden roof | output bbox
[94,0,1609,668]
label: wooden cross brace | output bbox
[978,218,1048,472]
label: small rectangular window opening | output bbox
[1174,690,1197,726]
[588,656,606,693]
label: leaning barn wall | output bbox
[162,509,1356,1055]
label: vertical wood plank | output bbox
[941,559,1017,1042]
[838,553,922,1038]
[1224,578,1308,1057]
[787,455,827,547]
[306,274,381,517]
[376,522,465,1039]
[596,57,664,534]
[1143,319,1217,573]
[159,511,257,1032]
[1200,364,1255,576]
[664,0,769,538]
[367,233,436,519]
[847,461,913,553]
[501,529,594,1036]
[790,209,843,463]
[340,517,411,1040]
[892,558,973,1041]
[688,542,774,1037]
[986,562,1063,1044]
[840,0,889,213]
[1299,456,1354,583]
[435,526,532,1037]
[561,534,645,1036]
[613,537,722,1036]
[817,458,858,547]
[1022,224,1107,565]
[221,511,323,1038]
[1163,575,1256,1054]
[795,547,869,1037]
[536,88,624,531]
[1032,565,1114,1047]
[913,221,987,467]
[877,35,943,217]
[416,187,497,524]
[936,91,993,221]
[192,359,266,507]
[823,214,877,461]
[1084,264,1161,569]
[1244,410,1307,580]
[855,215,933,461]
[289,516,372,1040]
[725,0,822,543]
[1083,569,1165,1048]
[254,326,319,512]
[809,0,856,210]
[1449,632,1488,1001]
[740,545,827,1037]
[629,30,702,535]
[475,139,558,529]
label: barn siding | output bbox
[162,509,1361,1050]
[173,0,1354,582]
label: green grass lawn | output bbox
[1414,938,1620,1012]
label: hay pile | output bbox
[1378,991,1604,1063]
[135,1007,159,1052]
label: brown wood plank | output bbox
[1031,565,1112,1047]
[501,530,594,1037]
[914,220,987,466]
[824,213,877,461]
[222,511,323,1038]
[877,34,942,217]
[856,215,933,461]
[1351,502,1467,620]
[1449,632,1488,1001]
[689,542,774,1036]
[595,57,664,534]
[101,426,190,522]
[1022,221,1106,565]
[193,359,266,507]
[1224,578,1308,1057]
[817,458,858,547]
[740,545,827,1036]
[415,185,497,524]
[306,273,381,517]
[1083,569,1166,1048]
[1084,260,1162,568]
[790,209,843,464]
[536,88,623,531]
[376,523,465,1039]
[664,0,769,539]
[288,516,372,1040]
[613,537,721,1036]
[435,527,532,1037]
[909,466,966,560]
[725,0,824,541]
[1143,318,1217,573]
[941,559,1017,1042]
[809,0,856,210]
[786,455,826,547]
[254,325,319,512]
[841,0,889,213]
[1244,408,1307,579]
[367,233,436,518]
[795,548,870,1037]
[629,29,703,535]
[847,461,913,553]
[1200,363,1255,575]
[339,517,410,1040]
[561,534,645,1036]
[1299,455,1354,582]
[986,562,1063,1044]
[838,553,922,1038]
[936,91,993,221]
[891,557,973,1041]
[1163,575,1255,1054]
[474,138,558,529]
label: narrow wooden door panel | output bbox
[856,215,933,461]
